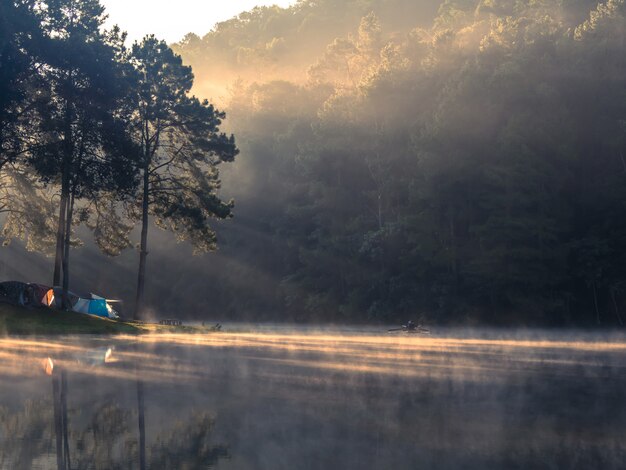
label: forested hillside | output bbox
[4,0,626,325]
[171,0,626,325]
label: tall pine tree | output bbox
[31,0,139,307]
[130,36,238,318]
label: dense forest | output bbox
[4,0,626,325]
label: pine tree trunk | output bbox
[54,84,73,289]
[593,282,601,325]
[611,288,624,326]
[135,165,150,319]
[52,192,67,287]
[61,192,74,310]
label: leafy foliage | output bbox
[171,0,626,324]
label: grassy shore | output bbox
[0,303,212,336]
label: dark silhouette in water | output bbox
[51,369,70,470]
[388,320,430,334]
[137,380,146,470]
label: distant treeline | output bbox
[170,0,626,325]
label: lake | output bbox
[0,326,625,469]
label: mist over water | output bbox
[1,327,625,469]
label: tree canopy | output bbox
[170,0,626,325]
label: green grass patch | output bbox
[0,303,141,335]
[126,321,219,335]
[0,303,219,336]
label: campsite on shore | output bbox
[0,280,218,335]
[0,301,220,335]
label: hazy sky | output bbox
[101,0,298,44]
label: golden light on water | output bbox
[0,331,623,385]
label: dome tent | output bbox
[0,281,119,319]
[46,288,120,319]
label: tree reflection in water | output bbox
[1,330,626,469]
[0,400,52,470]
[0,372,228,470]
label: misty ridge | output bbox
[4,0,626,324]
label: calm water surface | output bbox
[0,326,625,469]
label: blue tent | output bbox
[72,297,111,317]
[49,289,119,318]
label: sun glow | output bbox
[101,0,298,44]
